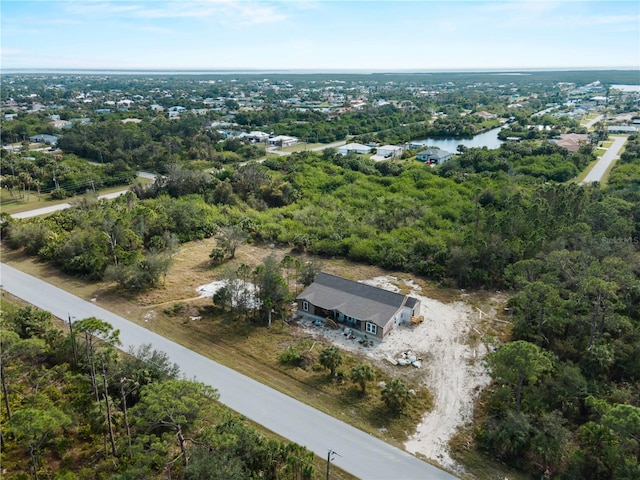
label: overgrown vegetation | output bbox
[0,302,317,479]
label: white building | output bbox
[247,131,270,143]
[374,145,403,160]
[268,135,298,147]
[338,143,372,155]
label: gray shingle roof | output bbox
[297,272,409,327]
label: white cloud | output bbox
[138,25,176,35]
[65,0,288,26]
[0,48,25,56]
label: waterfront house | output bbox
[416,148,452,165]
[374,145,403,160]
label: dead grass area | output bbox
[1,243,434,445]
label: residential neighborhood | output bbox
[1,68,639,480]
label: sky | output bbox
[1,0,639,72]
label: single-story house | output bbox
[416,148,452,165]
[338,143,373,155]
[375,145,403,159]
[269,135,298,147]
[50,119,72,129]
[607,125,637,134]
[296,272,421,341]
[555,133,590,152]
[474,111,498,120]
[29,134,59,146]
[247,131,270,143]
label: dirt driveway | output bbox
[300,275,507,474]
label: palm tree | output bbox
[319,346,342,377]
[381,379,410,413]
[351,363,375,395]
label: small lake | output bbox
[611,84,640,93]
[410,125,504,151]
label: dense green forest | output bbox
[0,303,316,479]
[2,138,623,287]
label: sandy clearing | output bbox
[198,273,497,474]
[299,275,495,474]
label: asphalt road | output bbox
[0,263,458,480]
[583,114,604,129]
[11,172,156,219]
[581,136,627,183]
[11,191,129,219]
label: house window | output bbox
[365,322,377,335]
[302,301,309,312]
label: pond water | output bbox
[611,84,640,93]
[410,125,504,152]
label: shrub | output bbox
[279,346,302,366]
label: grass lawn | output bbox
[1,188,73,214]
[580,112,601,127]
[277,142,324,153]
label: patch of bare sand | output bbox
[300,275,494,475]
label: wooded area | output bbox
[0,303,316,479]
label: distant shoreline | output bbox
[2,67,639,76]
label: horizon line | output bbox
[2,66,639,76]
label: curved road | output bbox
[581,136,627,184]
[583,114,604,129]
[0,263,457,480]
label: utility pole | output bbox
[68,314,78,364]
[326,449,341,480]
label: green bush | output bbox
[279,346,302,366]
